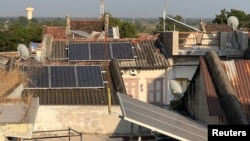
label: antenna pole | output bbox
[163,0,166,31]
[100,0,105,19]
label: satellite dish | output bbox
[169,80,183,99]
[227,16,239,31]
[33,54,40,62]
[17,44,30,60]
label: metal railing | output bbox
[23,127,82,141]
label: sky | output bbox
[0,0,250,18]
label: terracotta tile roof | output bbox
[205,24,232,32]
[70,20,104,34]
[118,39,170,69]
[44,26,67,40]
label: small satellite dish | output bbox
[17,44,30,60]
[227,16,239,31]
[33,54,40,62]
[169,80,183,95]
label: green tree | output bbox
[0,17,43,51]
[156,15,185,31]
[213,9,250,28]
[104,13,137,38]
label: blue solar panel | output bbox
[68,42,134,61]
[90,43,111,60]
[76,66,104,88]
[111,42,134,60]
[27,66,49,88]
[68,43,90,61]
[50,66,77,88]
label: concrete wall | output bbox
[33,105,150,136]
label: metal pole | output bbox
[163,0,166,32]
[68,127,71,141]
[138,125,141,141]
[130,123,134,141]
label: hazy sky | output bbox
[1,0,250,18]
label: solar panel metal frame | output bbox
[68,43,90,61]
[117,92,208,141]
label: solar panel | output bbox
[27,66,49,88]
[25,65,104,89]
[50,66,77,88]
[68,43,90,61]
[111,42,134,60]
[76,66,104,88]
[117,92,208,141]
[90,43,111,61]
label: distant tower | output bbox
[26,7,34,20]
[100,0,105,18]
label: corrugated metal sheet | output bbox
[49,41,68,62]
[22,88,119,105]
[200,57,224,116]
[222,60,250,119]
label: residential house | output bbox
[18,17,159,137]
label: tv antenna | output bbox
[163,0,166,31]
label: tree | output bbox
[156,15,185,31]
[104,13,137,38]
[213,9,250,28]
[0,17,42,51]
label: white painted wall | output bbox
[165,66,198,104]
[121,69,169,104]
[173,66,197,79]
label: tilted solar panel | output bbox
[68,43,90,61]
[111,42,134,60]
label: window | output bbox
[147,78,164,104]
[124,78,139,99]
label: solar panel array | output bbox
[68,42,134,61]
[26,65,104,89]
